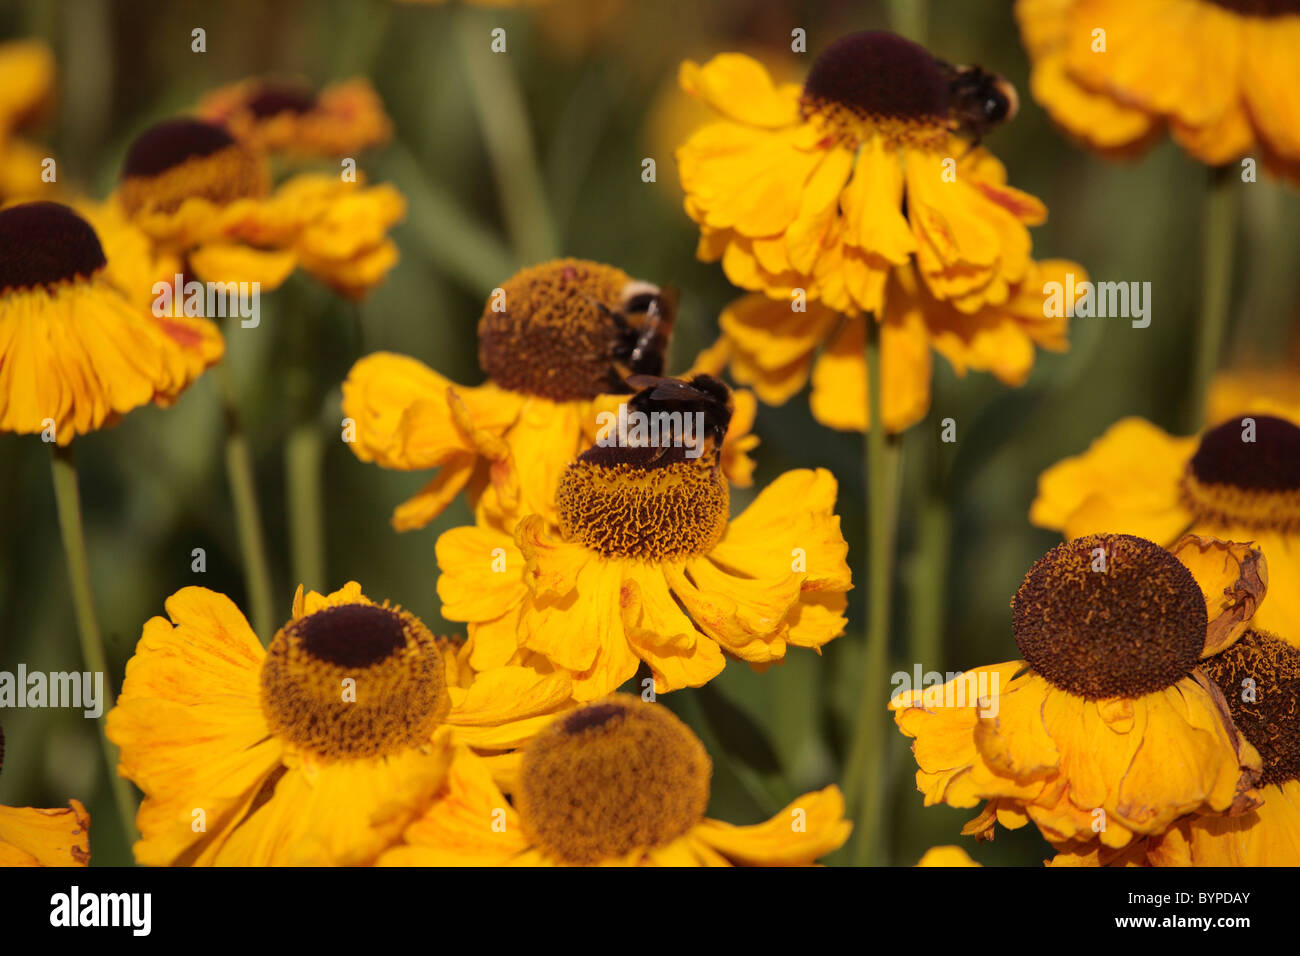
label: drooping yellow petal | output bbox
[691,786,851,865]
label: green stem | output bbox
[216,358,276,642]
[456,8,558,264]
[286,420,326,594]
[50,445,139,848]
[906,486,950,672]
[843,316,902,866]
[283,287,327,596]
[1191,165,1238,425]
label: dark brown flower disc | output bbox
[0,202,106,293]
[1012,534,1206,699]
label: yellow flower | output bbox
[915,845,981,866]
[676,34,1048,318]
[891,534,1265,851]
[105,582,572,865]
[1016,0,1300,176]
[0,802,90,866]
[0,201,223,443]
[714,258,1079,432]
[1145,628,1300,864]
[438,458,851,699]
[378,695,851,866]
[113,118,405,300]
[343,259,757,530]
[0,40,52,136]
[0,39,55,202]
[1206,364,1300,424]
[1031,403,1300,640]
[196,77,392,158]
[1052,626,1300,866]
[1140,783,1300,864]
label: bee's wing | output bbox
[624,373,672,391]
[644,382,711,404]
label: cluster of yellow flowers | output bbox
[3,0,1300,869]
[0,37,855,868]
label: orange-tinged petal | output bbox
[1168,534,1267,657]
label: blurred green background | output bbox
[2,0,1298,866]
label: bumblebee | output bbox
[938,60,1019,146]
[595,281,678,387]
[625,373,733,469]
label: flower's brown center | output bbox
[260,602,448,761]
[1202,0,1300,16]
[0,202,107,294]
[1013,534,1207,699]
[1181,415,1300,531]
[556,443,729,560]
[516,695,712,865]
[1202,630,1300,786]
[245,83,318,118]
[477,259,670,401]
[118,118,270,217]
[800,31,950,147]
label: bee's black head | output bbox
[948,66,1018,137]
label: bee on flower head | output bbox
[799,31,1019,151]
[622,373,734,470]
[591,281,678,386]
[936,59,1019,146]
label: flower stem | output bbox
[907,484,950,671]
[844,315,902,866]
[286,419,326,594]
[284,288,327,596]
[49,444,139,848]
[216,358,276,641]
[456,7,558,265]
[1192,164,1238,425]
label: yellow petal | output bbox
[915,845,981,867]
[691,786,851,865]
[0,801,90,867]
[189,243,298,290]
[678,54,800,128]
